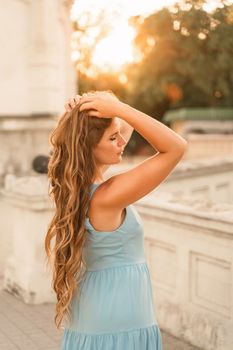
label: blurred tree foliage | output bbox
[72,7,117,75]
[127,0,233,118]
[74,0,233,154]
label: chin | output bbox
[113,158,121,164]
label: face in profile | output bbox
[93,117,126,165]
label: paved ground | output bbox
[0,286,201,350]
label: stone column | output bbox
[28,0,76,114]
[0,0,30,115]
[0,0,76,184]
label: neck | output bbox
[93,164,109,183]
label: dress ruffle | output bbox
[61,323,163,350]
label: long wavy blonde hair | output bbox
[45,101,112,330]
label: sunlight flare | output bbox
[92,23,136,72]
[71,0,232,73]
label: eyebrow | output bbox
[110,131,119,137]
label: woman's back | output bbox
[83,182,146,271]
[86,182,128,233]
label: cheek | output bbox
[110,142,120,153]
[104,142,117,155]
[94,142,114,158]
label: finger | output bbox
[88,110,100,118]
[68,98,76,108]
[80,96,94,104]
[82,92,95,99]
[74,94,82,103]
[79,101,95,112]
[64,103,72,112]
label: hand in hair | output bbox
[64,94,82,112]
[79,91,122,119]
[63,92,98,113]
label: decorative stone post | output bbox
[2,174,55,304]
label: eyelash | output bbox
[110,137,117,141]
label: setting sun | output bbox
[70,0,231,74]
[92,23,137,72]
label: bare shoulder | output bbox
[87,182,127,232]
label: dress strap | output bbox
[85,183,101,224]
[89,183,101,199]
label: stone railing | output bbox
[0,174,55,303]
[135,195,233,350]
[162,107,233,160]
[0,115,56,187]
[152,155,233,204]
[185,134,233,160]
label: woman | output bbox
[45,90,187,349]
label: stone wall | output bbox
[0,115,57,187]
[1,175,55,303]
[135,196,233,350]
[152,155,233,204]
[185,134,233,160]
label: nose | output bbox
[118,134,126,147]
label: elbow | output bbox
[174,140,188,158]
[178,139,188,152]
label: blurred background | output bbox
[0,1,233,349]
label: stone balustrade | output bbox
[135,194,233,350]
[1,174,55,303]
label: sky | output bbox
[71,0,232,22]
[71,0,233,73]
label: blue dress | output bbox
[61,183,163,349]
